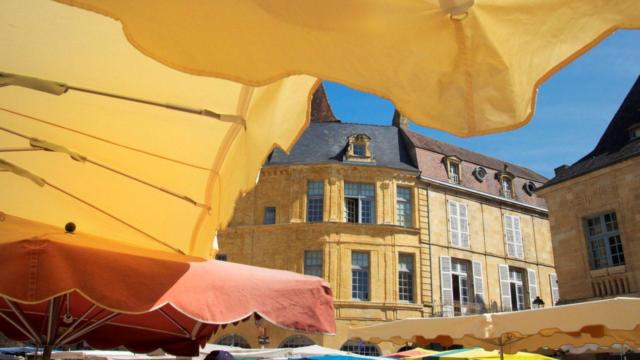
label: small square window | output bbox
[353,143,366,156]
[264,207,276,225]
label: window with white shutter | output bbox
[472,261,485,308]
[498,264,512,312]
[448,200,469,248]
[440,256,454,317]
[549,273,560,306]
[504,214,523,259]
[527,268,538,306]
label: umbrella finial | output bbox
[438,0,474,18]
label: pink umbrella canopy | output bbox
[0,214,336,356]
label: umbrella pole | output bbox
[499,345,504,360]
[42,344,53,360]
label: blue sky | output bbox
[323,30,640,179]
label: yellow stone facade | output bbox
[424,181,556,315]
[213,160,557,354]
[536,156,640,302]
[215,163,422,354]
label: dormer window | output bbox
[629,124,640,141]
[496,166,515,199]
[344,134,373,162]
[523,181,536,196]
[443,155,462,184]
[472,166,487,182]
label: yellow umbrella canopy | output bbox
[55,0,639,136]
[0,0,318,258]
[350,298,640,354]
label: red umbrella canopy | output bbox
[0,214,336,356]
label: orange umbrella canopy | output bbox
[55,0,640,136]
[0,214,336,355]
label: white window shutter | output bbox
[514,217,524,259]
[472,260,485,309]
[440,256,454,317]
[549,273,560,306]
[448,202,458,246]
[498,264,512,312]
[527,268,538,306]
[503,215,514,257]
[459,203,469,248]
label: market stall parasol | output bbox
[53,0,640,136]
[0,214,336,358]
[423,348,555,360]
[0,0,318,259]
[350,298,640,357]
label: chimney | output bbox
[392,110,410,127]
[554,165,568,176]
[310,84,339,123]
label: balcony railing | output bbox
[432,300,531,317]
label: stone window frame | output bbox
[523,181,537,196]
[303,250,323,278]
[340,340,381,357]
[398,253,415,303]
[306,180,324,223]
[583,211,625,270]
[443,155,462,184]
[447,199,470,248]
[279,335,315,348]
[344,182,376,224]
[351,251,370,301]
[503,214,524,259]
[344,134,373,162]
[263,206,276,225]
[396,186,413,227]
[216,334,251,348]
[496,170,515,199]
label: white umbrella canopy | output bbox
[0,0,318,258]
[350,298,640,353]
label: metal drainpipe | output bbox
[426,183,434,317]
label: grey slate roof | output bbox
[266,122,418,172]
[541,76,640,189]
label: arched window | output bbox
[216,334,250,348]
[279,335,315,348]
[340,340,381,356]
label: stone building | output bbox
[536,76,640,303]
[212,87,556,354]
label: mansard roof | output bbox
[403,129,548,183]
[266,122,418,172]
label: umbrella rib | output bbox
[0,157,185,254]
[190,321,202,340]
[0,305,40,345]
[54,304,97,345]
[0,125,210,210]
[158,308,192,338]
[58,312,120,346]
[6,300,41,344]
[0,147,45,152]
[1,72,245,123]
[0,107,211,171]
